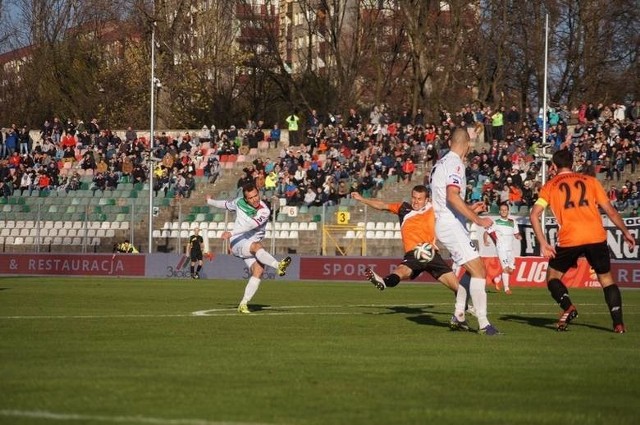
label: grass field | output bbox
[1,277,639,425]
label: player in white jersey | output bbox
[484,203,521,294]
[207,183,291,314]
[430,128,499,335]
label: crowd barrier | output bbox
[1,253,638,288]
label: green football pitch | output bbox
[1,277,638,425]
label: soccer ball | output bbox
[413,242,435,263]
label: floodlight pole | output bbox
[540,13,549,240]
[147,20,156,254]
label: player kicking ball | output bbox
[206,183,291,313]
[352,186,473,332]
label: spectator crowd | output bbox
[1,100,639,217]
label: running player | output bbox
[484,202,522,294]
[353,186,471,330]
[530,149,636,333]
[430,128,499,335]
[187,227,204,279]
[206,183,291,313]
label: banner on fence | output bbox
[1,253,638,288]
[476,215,639,260]
[0,254,145,276]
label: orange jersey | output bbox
[388,202,437,253]
[536,172,609,247]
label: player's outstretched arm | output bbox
[350,192,389,211]
[206,194,228,209]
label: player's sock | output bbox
[502,273,510,291]
[384,274,401,288]
[240,276,261,305]
[548,278,572,310]
[190,265,194,275]
[454,274,470,319]
[469,277,490,329]
[255,248,279,269]
[603,284,623,326]
[196,265,202,273]
[454,287,468,320]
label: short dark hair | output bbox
[552,149,573,169]
[242,182,258,196]
[412,185,430,196]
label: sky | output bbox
[1,1,23,54]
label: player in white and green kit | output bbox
[484,203,521,294]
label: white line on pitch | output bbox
[0,302,635,320]
[0,409,273,425]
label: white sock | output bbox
[469,277,490,329]
[502,273,510,291]
[255,248,279,269]
[454,275,469,320]
[454,288,468,320]
[240,276,261,305]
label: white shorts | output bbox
[230,238,257,268]
[435,219,479,267]
[497,246,515,270]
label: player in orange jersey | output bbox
[352,185,471,330]
[530,149,636,333]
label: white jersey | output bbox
[489,217,519,250]
[430,150,467,225]
[207,197,270,249]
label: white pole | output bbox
[540,13,549,242]
[147,21,156,254]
